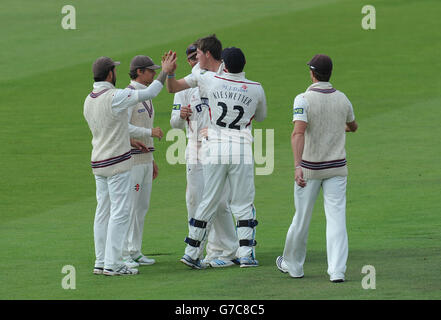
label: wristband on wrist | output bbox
[167,73,176,78]
[295,165,302,169]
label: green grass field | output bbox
[1,0,440,300]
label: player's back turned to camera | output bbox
[203,47,267,164]
[277,54,358,283]
[181,47,267,269]
[170,43,239,268]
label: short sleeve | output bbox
[346,100,355,123]
[293,94,308,122]
[184,63,201,88]
[254,86,267,122]
[173,90,186,108]
[170,91,187,129]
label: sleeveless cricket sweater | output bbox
[83,87,133,177]
[128,81,154,165]
[301,82,350,180]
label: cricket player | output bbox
[276,54,358,282]
[122,55,165,268]
[83,54,176,276]
[170,43,239,268]
[169,46,267,269]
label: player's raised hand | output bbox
[162,50,174,60]
[162,50,177,73]
[151,127,163,140]
[180,105,192,119]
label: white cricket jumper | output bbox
[283,81,355,281]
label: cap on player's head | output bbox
[93,56,120,81]
[186,43,197,61]
[222,47,246,74]
[196,34,222,61]
[307,54,333,81]
[130,55,161,72]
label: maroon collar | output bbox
[308,87,336,94]
[89,89,110,98]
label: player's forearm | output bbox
[170,114,186,129]
[156,70,168,85]
[167,77,190,93]
[129,123,151,139]
[166,76,176,93]
[136,80,163,102]
[291,131,304,167]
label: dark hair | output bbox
[222,47,246,73]
[196,34,222,61]
[94,66,114,82]
[311,70,331,82]
[129,67,147,80]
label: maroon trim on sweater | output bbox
[91,150,132,168]
[214,76,261,86]
[301,158,347,170]
[89,89,110,98]
[246,115,255,128]
[127,84,153,118]
[308,87,336,94]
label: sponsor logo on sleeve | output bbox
[294,108,304,115]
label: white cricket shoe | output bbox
[123,257,140,268]
[180,254,207,270]
[93,267,103,275]
[276,256,288,273]
[276,256,304,278]
[330,273,345,283]
[134,254,155,266]
[239,257,259,268]
[209,259,235,268]
[200,259,210,269]
[103,265,139,276]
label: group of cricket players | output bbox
[83,34,357,283]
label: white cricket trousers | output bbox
[93,171,131,270]
[186,161,238,261]
[185,162,256,260]
[123,162,153,260]
[283,176,348,280]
